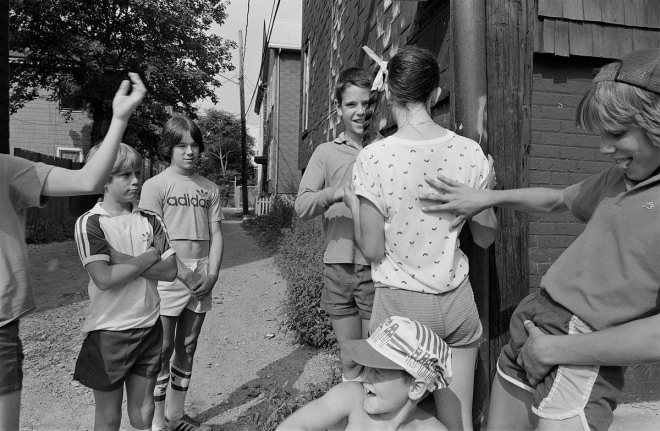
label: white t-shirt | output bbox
[353,131,491,294]
[75,202,175,334]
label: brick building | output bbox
[254,16,302,195]
[1,0,8,154]
[301,0,660,403]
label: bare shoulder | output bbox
[410,409,448,431]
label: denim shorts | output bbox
[497,289,625,431]
[0,321,23,395]
[73,321,162,391]
[321,263,375,319]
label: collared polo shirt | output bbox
[295,132,367,265]
[543,166,660,330]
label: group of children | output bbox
[2,46,660,431]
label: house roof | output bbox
[535,0,660,58]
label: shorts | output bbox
[73,321,162,392]
[0,321,23,395]
[158,257,211,316]
[369,278,482,347]
[497,289,625,431]
[321,263,375,319]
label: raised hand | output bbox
[112,72,147,121]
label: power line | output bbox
[246,0,281,114]
[243,0,251,64]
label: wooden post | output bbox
[485,0,534,382]
[239,30,249,215]
[450,0,490,427]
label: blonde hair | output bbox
[577,68,660,147]
[87,142,142,178]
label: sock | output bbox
[152,373,169,430]
[166,365,191,421]
[127,423,151,431]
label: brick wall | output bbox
[276,50,301,194]
[528,54,610,288]
[0,0,8,154]
[9,95,93,158]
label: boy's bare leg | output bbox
[93,387,124,431]
[435,346,478,431]
[331,314,364,380]
[0,391,20,431]
[126,373,157,430]
[172,309,206,371]
[486,374,537,431]
[361,318,369,339]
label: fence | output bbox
[15,148,168,226]
[254,194,296,216]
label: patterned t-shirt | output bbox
[353,131,491,294]
[75,202,175,334]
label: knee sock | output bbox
[166,365,191,421]
[128,423,151,431]
[152,373,169,430]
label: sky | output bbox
[196,0,303,147]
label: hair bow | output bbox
[363,46,388,92]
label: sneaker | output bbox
[165,414,211,431]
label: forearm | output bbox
[207,228,224,284]
[485,187,567,214]
[141,255,177,281]
[539,318,660,366]
[90,249,160,290]
[295,187,338,219]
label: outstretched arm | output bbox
[518,318,660,386]
[277,382,360,431]
[420,174,568,230]
[42,73,147,196]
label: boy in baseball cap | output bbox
[277,316,452,431]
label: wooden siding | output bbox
[536,0,660,57]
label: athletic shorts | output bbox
[369,278,482,347]
[158,257,211,316]
[73,321,162,391]
[321,263,375,319]
[0,321,23,395]
[497,289,625,431]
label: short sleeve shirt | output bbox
[543,166,660,330]
[139,168,224,240]
[353,132,491,294]
[0,155,53,326]
[75,202,175,334]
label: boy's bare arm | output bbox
[85,247,161,290]
[108,249,176,282]
[190,221,224,301]
[421,175,568,230]
[277,382,360,431]
[42,73,146,196]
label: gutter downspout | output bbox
[450,0,489,426]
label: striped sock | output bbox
[166,365,191,422]
[152,374,169,430]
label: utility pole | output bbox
[238,30,249,215]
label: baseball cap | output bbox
[593,49,660,95]
[341,316,453,391]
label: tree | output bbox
[9,0,236,144]
[196,108,256,188]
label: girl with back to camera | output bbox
[345,46,497,430]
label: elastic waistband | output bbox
[537,288,574,322]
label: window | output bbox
[57,147,83,162]
[59,81,84,112]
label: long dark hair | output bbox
[158,115,205,162]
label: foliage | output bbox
[26,215,77,244]
[242,196,297,251]
[275,216,335,349]
[196,108,258,202]
[10,0,236,145]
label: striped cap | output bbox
[342,316,453,391]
